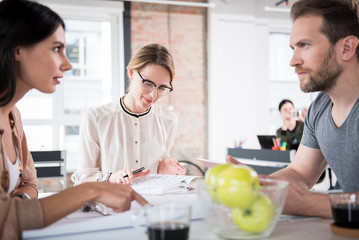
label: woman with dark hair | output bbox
[276,99,304,150]
[0,0,147,238]
[0,0,67,202]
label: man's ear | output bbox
[341,36,359,61]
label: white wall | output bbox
[208,0,293,162]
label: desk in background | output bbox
[31,150,66,190]
[228,148,337,191]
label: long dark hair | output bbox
[0,0,65,106]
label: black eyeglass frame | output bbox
[137,72,173,95]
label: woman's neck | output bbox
[285,119,297,131]
[123,94,148,114]
[1,81,29,115]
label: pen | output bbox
[123,167,145,178]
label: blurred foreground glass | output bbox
[70,168,109,215]
[71,168,102,186]
[131,203,191,240]
[196,178,288,240]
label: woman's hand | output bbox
[109,168,150,184]
[157,157,186,175]
[40,182,149,226]
[92,182,149,212]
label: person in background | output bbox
[78,43,185,184]
[0,0,147,238]
[228,0,359,218]
[276,99,304,150]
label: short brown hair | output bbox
[127,43,175,83]
[291,0,359,60]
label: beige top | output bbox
[0,107,44,239]
[78,97,178,174]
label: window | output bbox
[268,32,317,133]
[63,19,113,114]
[17,1,124,171]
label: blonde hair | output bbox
[127,43,175,83]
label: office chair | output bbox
[31,150,66,191]
[178,160,205,176]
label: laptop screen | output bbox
[257,135,276,149]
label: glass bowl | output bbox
[196,178,288,239]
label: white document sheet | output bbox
[130,174,200,195]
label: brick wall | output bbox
[130,1,207,161]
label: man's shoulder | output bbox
[308,92,331,114]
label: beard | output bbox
[298,47,343,93]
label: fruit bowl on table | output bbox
[196,177,288,240]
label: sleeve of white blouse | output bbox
[77,109,101,170]
[164,113,178,157]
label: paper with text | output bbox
[131,174,199,195]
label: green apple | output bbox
[204,163,233,201]
[205,163,233,185]
[232,193,275,233]
[217,165,260,209]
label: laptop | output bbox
[257,135,276,149]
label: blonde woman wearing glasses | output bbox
[78,43,185,184]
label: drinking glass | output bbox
[132,202,191,240]
[71,168,102,186]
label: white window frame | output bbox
[23,0,125,171]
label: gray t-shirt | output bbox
[301,92,359,192]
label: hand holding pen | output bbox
[109,167,150,184]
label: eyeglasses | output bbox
[137,72,173,96]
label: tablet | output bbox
[195,157,222,168]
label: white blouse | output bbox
[77,97,178,174]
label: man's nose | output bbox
[290,50,303,67]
